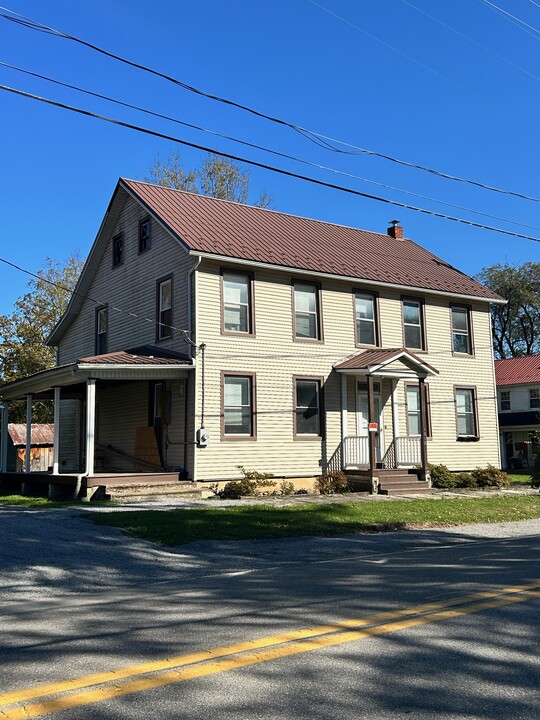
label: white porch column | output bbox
[0,401,9,472]
[341,374,348,467]
[25,395,32,473]
[391,379,400,467]
[84,379,96,477]
[52,386,61,475]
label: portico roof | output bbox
[333,348,438,377]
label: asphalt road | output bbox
[0,506,539,720]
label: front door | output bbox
[357,381,384,464]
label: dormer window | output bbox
[112,233,124,267]
[139,217,152,253]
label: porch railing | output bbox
[383,436,422,468]
[328,435,422,471]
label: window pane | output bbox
[405,325,421,349]
[224,275,248,304]
[224,408,251,435]
[294,285,316,312]
[297,381,318,409]
[453,333,469,354]
[224,305,247,332]
[296,313,316,338]
[224,377,248,405]
[456,390,472,414]
[224,377,252,435]
[452,308,468,332]
[98,309,107,334]
[357,321,375,345]
[160,281,172,310]
[458,414,474,436]
[407,386,419,412]
[296,408,319,434]
[403,302,420,325]
[296,380,320,435]
[355,295,374,320]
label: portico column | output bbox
[367,375,376,475]
[391,379,400,468]
[25,395,32,473]
[52,386,61,475]
[341,374,348,468]
[84,379,96,476]
[0,401,9,472]
[419,378,429,480]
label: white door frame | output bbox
[356,379,384,462]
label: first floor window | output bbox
[223,375,254,437]
[95,306,108,355]
[406,384,431,437]
[529,388,540,409]
[455,387,478,438]
[451,305,472,354]
[355,292,378,346]
[295,379,322,436]
[157,276,172,340]
[222,271,252,333]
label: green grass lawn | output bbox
[0,491,76,508]
[90,495,540,546]
[508,473,534,486]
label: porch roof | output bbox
[333,347,438,377]
[0,345,193,401]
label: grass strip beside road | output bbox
[90,495,540,546]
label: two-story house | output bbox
[495,356,540,470]
[0,179,504,496]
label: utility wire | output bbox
[2,82,540,244]
[479,0,540,38]
[2,61,539,232]
[1,4,540,204]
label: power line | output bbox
[2,82,540,245]
[479,0,540,38]
[2,61,539,233]
[1,4,540,204]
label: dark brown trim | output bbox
[219,267,256,337]
[293,375,325,440]
[112,232,124,268]
[404,381,432,438]
[292,279,324,343]
[401,295,427,352]
[94,305,108,356]
[155,274,173,342]
[353,288,381,348]
[220,371,257,441]
[449,303,475,357]
[138,216,152,254]
[453,385,480,440]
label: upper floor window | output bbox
[500,390,511,412]
[293,282,321,340]
[355,292,378,346]
[222,270,253,334]
[294,378,323,437]
[222,374,255,438]
[112,233,123,267]
[156,276,172,340]
[451,305,472,354]
[405,383,431,438]
[455,387,479,439]
[402,298,425,350]
[529,388,540,409]
[95,306,108,355]
[138,217,152,253]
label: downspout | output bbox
[185,256,201,478]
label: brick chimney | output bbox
[387,220,403,240]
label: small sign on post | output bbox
[368,422,378,432]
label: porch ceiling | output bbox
[333,347,438,378]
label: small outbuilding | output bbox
[7,424,55,472]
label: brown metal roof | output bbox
[121,179,503,302]
[78,345,191,366]
[495,356,540,386]
[8,423,54,446]
[334,348,438,374]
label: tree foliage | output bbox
[476,262,540,358]
[145,152,273,208]
[0,255,83,421]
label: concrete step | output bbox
[106,482,201,500]
[379,482,431,495]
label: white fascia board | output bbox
[191,251,505,305]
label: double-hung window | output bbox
[95,306,108,355]
[222,271,253,334]
[112,233,123,267]
[223,374,255,437]
[405,383,431,437]
[355,292,378,346]
[295,378,323,437]
[156,276,173,340]
[451,305,472,354]
[402,298,425,350]
[529,388,540,409]
[294,282,321,340]
[139,217,152,253]
[500,390,511,412]
[455,387,478,439]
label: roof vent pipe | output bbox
[387,220,404,240]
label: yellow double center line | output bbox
[1,581,539,719]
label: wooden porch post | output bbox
[0,401,9,472]
[419,377,429,480]
[25,394,32,473]
[391,379,400,467]
[367,374,376,475]
[340,374,348,469]
[85,379,96,476]
[52,386,61,475]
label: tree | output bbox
[0,255,83,421]
[476,262,540,358]
[145,152,273,208]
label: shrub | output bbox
[279,481,295,496]
[453,472,476,488]
[218,466,276,499]
[471,464,509,488]
[315,471,349,495]
[429,464,456,488]
[529,456,540,487]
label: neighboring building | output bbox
[7,423,54,472]
[0,179,504,494]
[495,356,540,470]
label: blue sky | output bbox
[1,0,540,315]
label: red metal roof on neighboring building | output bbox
[495,356,540,386]
[78,346,191,366]
[121,179,503,301]
[8,424,54,446]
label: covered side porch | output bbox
[330,348,438,494]
[0,346,195,499]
